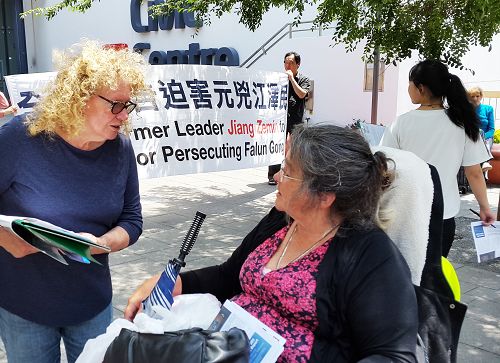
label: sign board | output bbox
[5,66,288,178]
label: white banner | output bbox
[5,66,287,178]
[4,72,57,115]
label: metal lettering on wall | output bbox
[130,0,239,66]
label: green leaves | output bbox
[22,0,500,68]
[326,0,500,67]
[21,0,97,20]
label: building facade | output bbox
[6,0,401,126]
[2,0,500,125]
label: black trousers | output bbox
[268,164,280,180]
[442,217,456,257]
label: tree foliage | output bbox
[23,0,500,68]
[22,0,96,19]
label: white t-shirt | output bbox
[381,109,490,218]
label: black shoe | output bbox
[268,179,277,185]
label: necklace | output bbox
[275,223,338,269]
[420,103,442,109]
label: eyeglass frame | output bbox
[279,159,303,183]
[98,95,137,115]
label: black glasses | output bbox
[98,95,137,114]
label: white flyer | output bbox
[208,300,286,363]
[470,221,500,262]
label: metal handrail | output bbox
[240,20,331,68]
[240,23,290,68]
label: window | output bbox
[363,62,385,92]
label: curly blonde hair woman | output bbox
[0,40,148,363]
[27,40,147,138]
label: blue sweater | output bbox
[0,117,142,326]
[476,103,495,139]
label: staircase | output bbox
[239,20,334,68]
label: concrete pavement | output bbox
[0,167,499,362]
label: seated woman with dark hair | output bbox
[126,124,418,362]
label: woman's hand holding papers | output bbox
[0,227,38,258]
[80,226,131,255]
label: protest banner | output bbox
[5,65,288,178]
[4,72,57,114]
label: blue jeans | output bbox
[0,304,112,363]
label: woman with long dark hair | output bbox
[381,59,495,257]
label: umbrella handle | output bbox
[178,211,206,262]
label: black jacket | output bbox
[181,208,418,362]
[287,72,311,133]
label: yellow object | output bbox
[441,257,461,301]
[493,129,500,144]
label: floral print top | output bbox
[232,225,332,362]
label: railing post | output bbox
[370,47,380,125]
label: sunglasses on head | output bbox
[98,95,137,114]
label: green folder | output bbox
[0,215,110,265]
[27,228,101,265]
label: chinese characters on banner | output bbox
[5,65,288,178]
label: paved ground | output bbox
[0,167,499,362]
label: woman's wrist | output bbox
[479,204,491,212]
